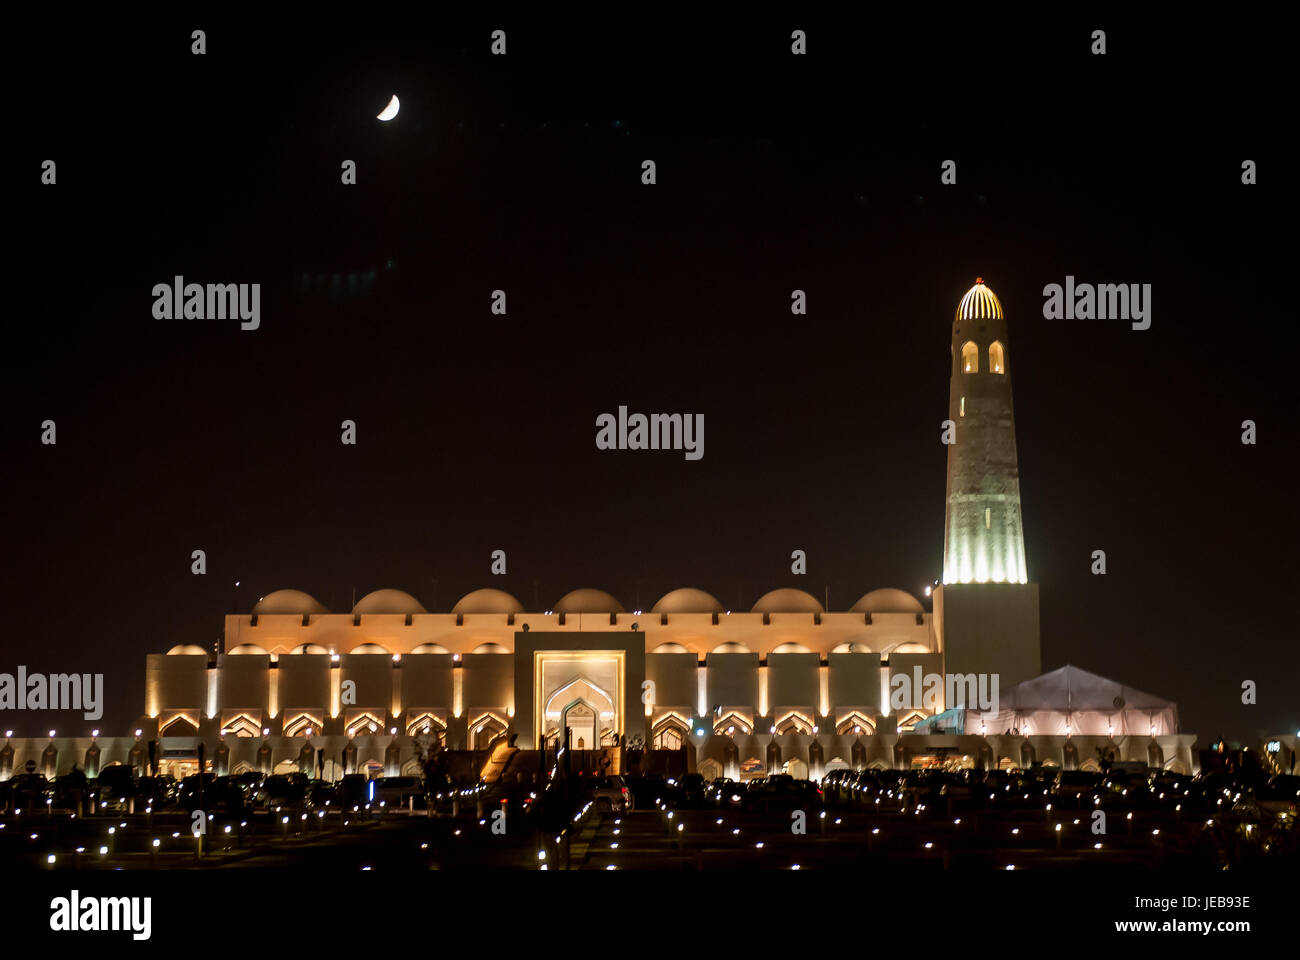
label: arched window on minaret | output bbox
[961,340,979,374]
[989,340,1006,375]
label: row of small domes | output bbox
[252,586,925,617]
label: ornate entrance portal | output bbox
[540,664,620,747]
[513,633,647,749]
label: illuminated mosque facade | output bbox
[1,281,1206,783]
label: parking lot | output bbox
[3,765,1294,871]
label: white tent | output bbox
[963,665,1179,737]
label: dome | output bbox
[892,642,932,653]
[352,589,427,616]
[452,588,524,615]
[227,643,269,655]
[832,642,873,654]
[651,642,691,654]
[289,643,329,655]
[552,588,624,615]
[470,642,510,655]
[350,643,390,655]
[252,589,329,616]
[411,643,452,655]
[711,641,752,654]
[652,587,724,614]
[751,588,824,615]
[771,642,813,654]
[956,278,1003,321]
[166,644,208,656]
[849,588,924,615]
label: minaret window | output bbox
[989,340,1006,374]
[960,397,966,417]
[961,341,979,373]
[985,508,992,529]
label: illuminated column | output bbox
[943,279,1027,585]
[206,668,219,720]
[329,661,341,719]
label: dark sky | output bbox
[5,11,1295,741]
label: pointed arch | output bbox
[469,711,508,750]
[698,758,723,781]
[895,711,927,733]
[773,710,815,736]
[284,712,325,738]
[652,712,691,750]
[713,711,753,736]
[160,713,199,737]
[961,340,979,374]
[405,712,448,739]
[836,712,876,736]
[988,340,1006,374]
[220,714,262,738]
[344,711,386,737]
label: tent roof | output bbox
[998,665,1175,712]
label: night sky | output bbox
[6,12,1295,741]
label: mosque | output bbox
[0,281,1208,784]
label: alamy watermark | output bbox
[889,669,1000,713]
[152,275,260,330]
[1042,276,1150,330]
[49,891,151,940]
[596,405,704,461]
[0,667,104,721]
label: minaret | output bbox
[934,279,1041,690]
[943,278,1027,585]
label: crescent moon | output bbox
[376,95,400,121]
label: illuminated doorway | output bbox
[561,700,598,750]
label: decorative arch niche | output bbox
[988,340,1006,374]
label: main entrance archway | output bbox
[561,700,598,750]
[542,673,618,748]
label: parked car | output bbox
[254,773,308,811]
[231,771,263,798]
[582,775,633,813]
[177,774,219,812]
[709,779,747,809]
[820,769,852,804]
[335,774,368,810]
[136,775,177,809]
[1055,770,1100,798]
[306,779,336,809]
[207,776,251,816]
[7,773,49,811]
[95,766,138,812]
[624,774,671,810]
[743,776,822,814]
[677,773,707,808]
[370,776,422,807]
